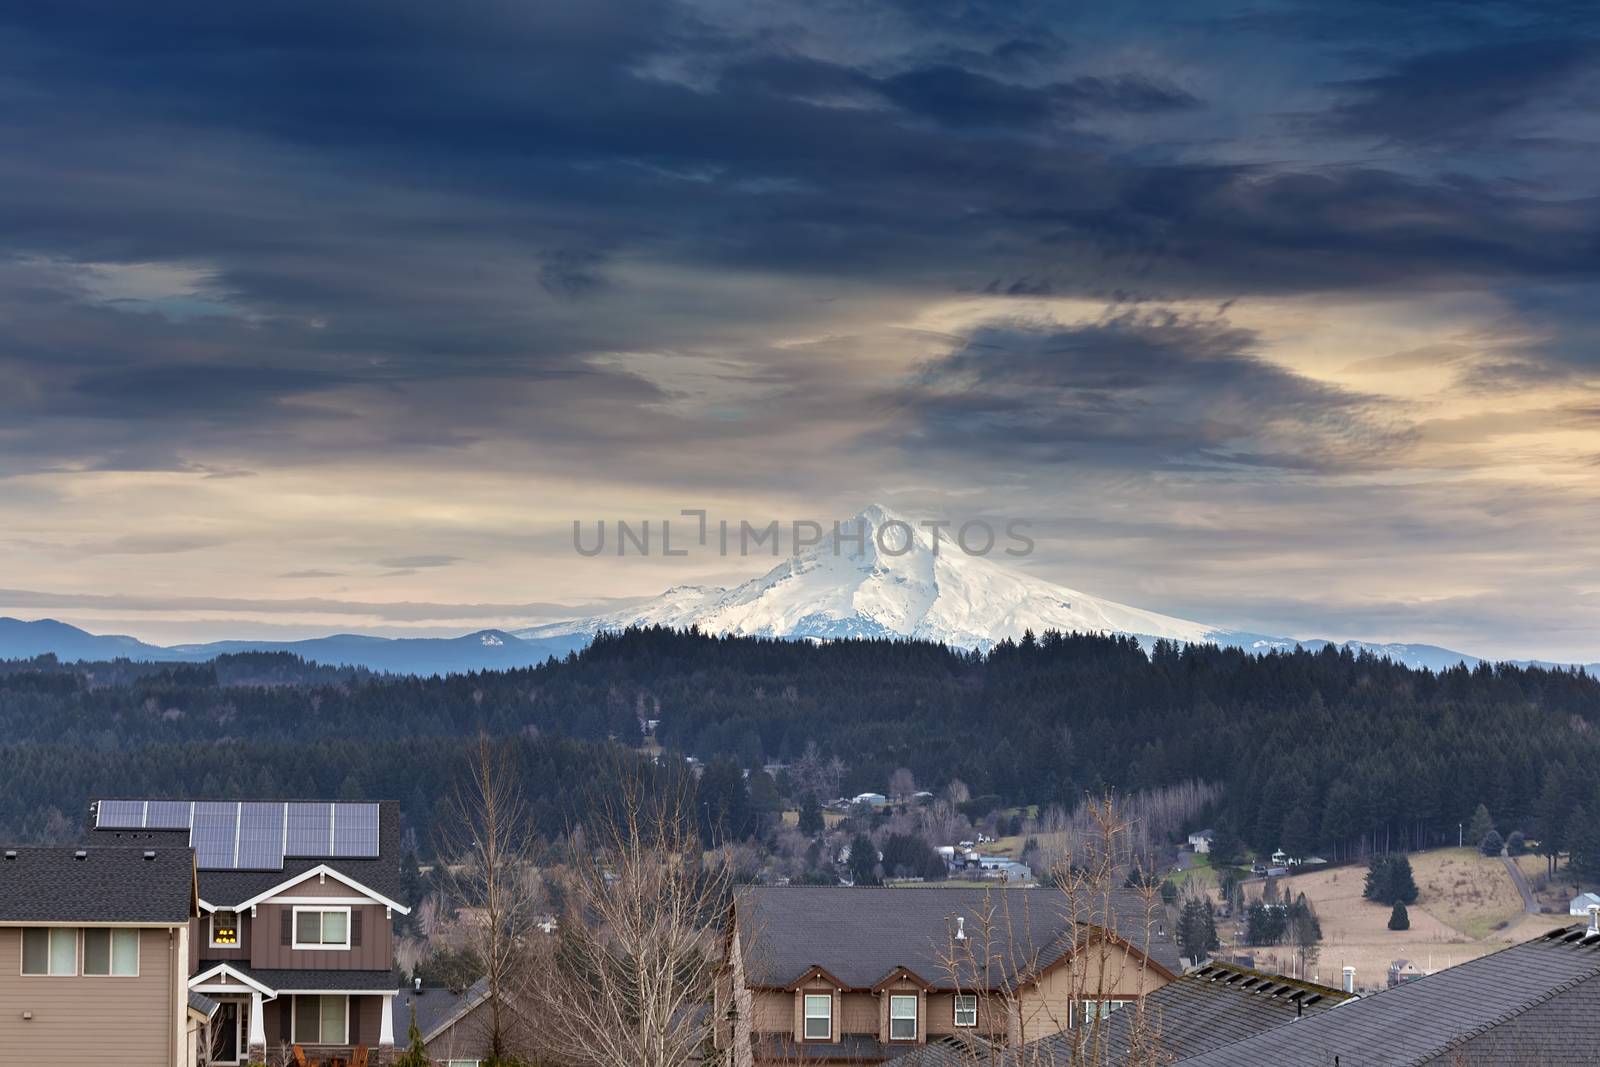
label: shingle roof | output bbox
[87,799,405,907]
[200,963,399,993]
[0,845,195,923]
[757,1034,924,1061]
[189,991,221,1018]
[1177,924,1600,1066]
[736,885,1179,991]
[894,961,1352,1067]
[392,978,490,1043]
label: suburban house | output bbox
[0,844,201,1067]
[90,798,411,1064]
[1570,891,1600,916]
[391,977,533,1066]
[1185,830,1214,855]
[1173,921,1600,1066]
[715,886,1179,1066]
[894,960,1352,1066]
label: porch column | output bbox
[379,993,396,1047]
[248,990,266,1058]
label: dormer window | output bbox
[803,994,832,1040]
[889,995,918,1041]
[211,910,239,947]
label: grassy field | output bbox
[1243,847,1530,990]
[778,809,847,828]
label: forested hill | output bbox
[3,627,1600,865]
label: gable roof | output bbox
[229,863,409,913]
[392,978,491,1044]
[1177,924,1600,1066]
[0,845,196,924]
[87,798,405,908]
[735,885,1179,991]
[190,961,398,995]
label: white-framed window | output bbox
[953,994,978,1027]
[444,1061,483,1067]
[889,994,918,1041]
[292,906,350,950]
[21,928,77,976]
[291,994,349,1045]
[83,928,139,976]
[802,993,832,1041]
[210,910,239,947]
[1073,999,1132,1027]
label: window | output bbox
[21,928,76,976]
[802,994,832,1041]
[83,929,139,976]
[444,1062,483,1067]
[1073,999,1132,1027]
[953,994,978,1028]
[889,995,918,1041]
[293,995,348,1044]
[293,907,350,950]
[211,910,239,947]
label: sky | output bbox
[1,0,1598,660]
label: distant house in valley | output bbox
[852,792,889,809]
[89,798,411,1065]
[1570,891,1600,916]
[714,886,1179,1066]
[1387,958,1424,987]
[0,845,202,1067]
[1187,830,1215,854]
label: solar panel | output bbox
[95,800,145,828]
[146,800,193,829]
[331,802,380,858]
[285,802,333,856]
[191,801,239,869]
[236,802,286,870]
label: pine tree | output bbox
[798,793,824,835]
[391,1004,431,1067]
[1467,803,1495,845]
[1177,897,1219,962]
[1479,829,1504,857]
[848,832,881,886]
[1388,901,1409,931]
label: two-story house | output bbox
[716,886,1180,1066]
[0,844,201,1067]
[90,798,411,1064]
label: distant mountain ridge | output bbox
[2,506,1593,675]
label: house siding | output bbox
[0,925,182,1067]
[251,899,392,970]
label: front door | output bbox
[213,1001,240,1063]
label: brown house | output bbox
[0,845,201,1067]
[91,798,412,1064]
[391,977,535,1066]
[716,886,1180,1066]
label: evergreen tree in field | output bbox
[1364,854,1419,906]
[1506,831,1527,857]
[1177,897,1219,962]
[798,793,824,835]
[1467,803,1496,845]
[1388,901,1410,931]
[848,833,881,886]
[1479,829,1504,857]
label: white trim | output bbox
[953,993,978,1028]
[292,905,352,951]
[888,994,918,1042]
[190,962,277,998]
[802,993,832,1041]
[209,909,241,949]
[290,993,351,1046]
[230,864,410,914]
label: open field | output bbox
[779,809,847,828]
[1243,848,1529,990]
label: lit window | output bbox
[293,994,348,1044]
[293,907,350,949]
[83,929,139,976]
[803,994,832,1040]
[889,995,918,1041]
[211,910,239,947]
[954,994,977,1027]
[22,928,77,976]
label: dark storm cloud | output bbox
[1323,38,1600,146]
[894,312,1396,471]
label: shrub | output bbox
[1388,901,1410,931]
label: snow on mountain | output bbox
[518,504,1226,649]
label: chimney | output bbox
[955,916,966,941]
[1587,905,1600,936]
[1341,966,1355,994]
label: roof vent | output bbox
[3,850,15,860]
[143,850,156,860]
[74,850,87,861]
[414,977,423,993]
[955,916,966,941]
[1587,905,1599,937]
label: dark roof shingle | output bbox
[0,846,195,923]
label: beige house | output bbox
[91,798,412,1064]
[0,845,201,1067]
[716,886,1179,1065]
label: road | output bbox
[1502,854,1538,915]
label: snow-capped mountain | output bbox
[519,504,1230,650]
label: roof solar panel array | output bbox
[92,798,381,870]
